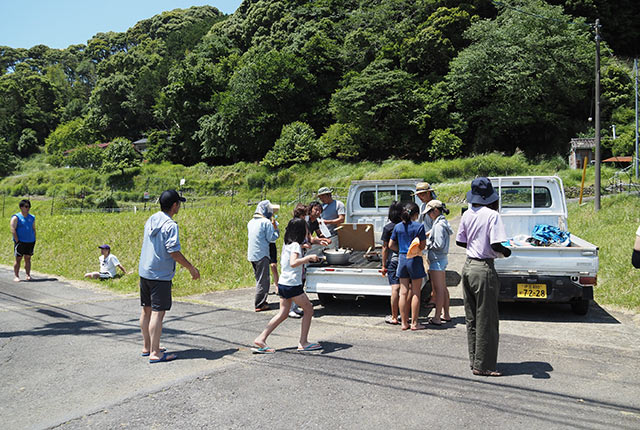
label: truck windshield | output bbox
[360,190,414,208]
[501,186,552,208]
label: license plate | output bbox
[517,283,547,299]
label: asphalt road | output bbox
[1,265,639,430]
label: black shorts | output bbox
[277,284,304,299]
[140,277,172,311]
[14,241,35,257]
[269,242,277,264]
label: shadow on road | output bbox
[22,277,58,282]
[498,300,619,324]
[499,361,554,379]
[175,348,238,361]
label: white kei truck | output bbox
[490,176,598,315]
[305,176,598,315]
[305,179,430,306]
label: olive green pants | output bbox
[462,258,500,372]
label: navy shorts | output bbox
[140,277,172,311]
[397,254,426,280]
[277,284,304,299]
[14,241,35,257]
[387,257,399,285]
[269,242,277,264]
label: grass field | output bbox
[2,191,639,311]
[568,193,640,310]
[0,196,292,296]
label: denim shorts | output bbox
[429,258,448,271]
[397,254,426,280]
[386,257,399,285]
[277,284,304,299]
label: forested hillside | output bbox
[1,0,638,178]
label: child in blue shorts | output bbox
[253,218,322,353]
[390,202,427,330]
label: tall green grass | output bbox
[2,153,618,205]
[568,193,640,310]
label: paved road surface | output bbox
[1,263,639,430]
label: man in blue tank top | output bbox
[10,199,36,282]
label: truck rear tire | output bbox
[317,293,335,307]
[571,299,590,315]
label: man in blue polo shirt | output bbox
[10,199,36,282]
[138,190,200,363]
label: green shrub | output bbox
[317,123,360,160]
[17,128,39,156]
[145,130,172,163]
[102,138,141,175]
[247,171,267,189]
[95,194,119,208]
[262,122,319,168]
[45,118,92,154]
[428,128,463,159]
[67,145,104,169]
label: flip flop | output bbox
[442,318,452,322]
[141,347,166,357]
[410,324,427,331]
[297,343,322,352]
[384,315,400,325]
[149,352,177,363]
[251,345,275,354]
[429,318,443,326]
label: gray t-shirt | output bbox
[321,199,346,236]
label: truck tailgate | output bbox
[495,235,598,276]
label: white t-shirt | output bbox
[279,242,303,286]
[636,225,640,236]
[100,254,121,277]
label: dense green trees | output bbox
[1,1,638,176]
[448,0,594,155]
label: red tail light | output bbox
[579,276,597,285]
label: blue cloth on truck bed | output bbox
[531,224,570,247]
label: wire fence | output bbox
[0,184,351,216]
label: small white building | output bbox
[568,138,595,169]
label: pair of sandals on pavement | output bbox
[251,342,322,354]
[142,347,176,363]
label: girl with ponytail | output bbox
[389,201,427,330]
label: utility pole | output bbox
[594,19,601,211]
[635,58,638,179]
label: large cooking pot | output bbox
[323,248,352,265]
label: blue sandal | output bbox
[297,343,322,352]
[149,352,177,363]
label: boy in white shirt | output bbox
[85,244,127,279]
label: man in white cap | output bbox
[317,187,345,249]
[248,200,280,311]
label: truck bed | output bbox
[307,249,382,270]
